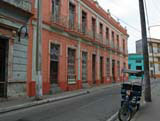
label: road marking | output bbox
[107,112,118,121]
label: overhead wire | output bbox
[151,0,160,25]
[152,0,160,14]
[110,14,141,38]
[149,0,160,21]
[110,13,141,34]
[127,32,141,39]
[105,0,141,34]
[144,0,151,38]
[94,1,142,39]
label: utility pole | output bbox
[36,0,43,100]
[139,0,152,102]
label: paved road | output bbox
[0,86,121,121]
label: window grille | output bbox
[82,52,87,82]
[117,35,119,49]
[117,61,120,77]
[52,0,60,22]
[50,44,60,62]
[158,58,160,71]
[106,58,110,77]
[92,18,96,39]
[69,3,75,29]
[158,44,160,53]
[68,48,76,83]
[100,23,103,36]
[82,11,87,33]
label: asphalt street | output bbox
[0,86,121,121]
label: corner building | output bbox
[28,0,129,96]
[0,0,32,98]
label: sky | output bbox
[97,0,160,53]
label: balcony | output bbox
[115,48,126,56]
[123,50,128,56]
[51,15,69,29]
[51,15,108,48]
[119,48,123,53]
[105,39,110,47]
[95,33,103,42]
[110,41,115,49]
[149,53,160,57]
[2,0,32,12]
[51,15,93,39]
[116,47,121,53]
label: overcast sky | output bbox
[97,0,160,53]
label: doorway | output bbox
[112,60,115,83]
[50,61,59,84]
[82,52,87,83]
[100,56,103,83]
[50,44,60,84]
[92,17,96,39]
[0,38,8,97]
[92,54,96,84]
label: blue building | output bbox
[128,54,144,79]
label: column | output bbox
[77,41,81,89]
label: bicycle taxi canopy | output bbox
[122,69,144,77]
[121,69,143,97]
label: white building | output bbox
[136,38,160,78]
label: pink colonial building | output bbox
[27,0,129,96]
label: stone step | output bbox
[82,83,90,89]
[49,84,62,94]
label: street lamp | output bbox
[148,25,160,79]
[18,25,28,42]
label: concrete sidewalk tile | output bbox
[131,80,160,121]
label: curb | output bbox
[0,91,89,114]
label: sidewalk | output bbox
[132,80,160,121]
[0,83,120,114]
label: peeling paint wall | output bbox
[0,1,31,97]
[13,37,28,81]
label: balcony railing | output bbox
[123,50,128,56]
[149,53,160,57]
[110,41,115,49]
[95,33,103,42]
[51,15,69,29]
[2,0,32,12]
[105,39,110,47]
[120,48,123,53]
[51,15,91,36]
[116,47,120,52]
[51,15,108,46]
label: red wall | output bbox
[27,0,128,96]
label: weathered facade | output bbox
[27,0,129,96]
[136,38,160,78]
[0,0,32,97]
